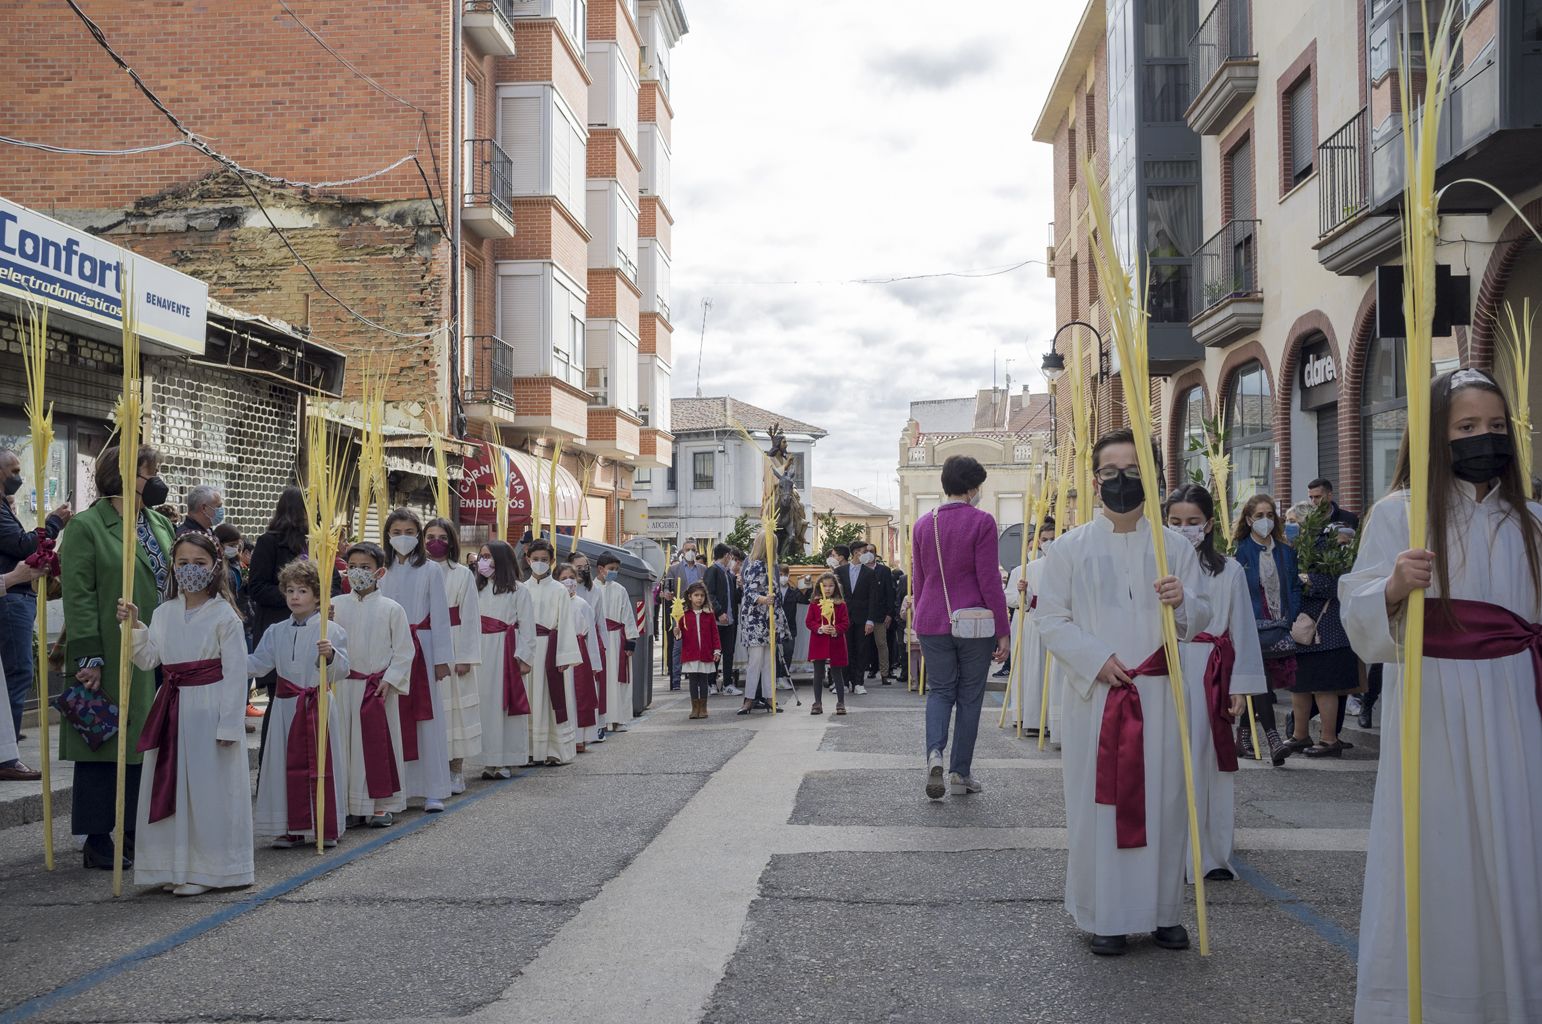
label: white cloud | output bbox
[670,1,1082,509]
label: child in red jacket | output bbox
[804,572,850,716]
[675,582,720,720]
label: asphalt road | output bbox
[1,675,1371,1024]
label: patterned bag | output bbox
[55,683,120,751]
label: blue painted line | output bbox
[1232,853,1359,958]
[2,772,528,1024]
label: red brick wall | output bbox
[640,196,672,252]
[640,83,672,147]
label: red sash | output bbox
[1193,632,1239,773]
[605,619,631,685]
[1095,646,1169,850]
[480,615,531,716]
[535,624,569,723]
[1422,598,1542,716]
[400,614,434,762]
[574,640,599,729]
[275,676,339,840]
[449,606,461,627]
[136,658,222,823]
[347,670,402,799]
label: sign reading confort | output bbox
[0,196,207,355]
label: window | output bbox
[1285,75,1316,188]
[667,452,677,491]
[1086,91,1097,152]
[1068,128,1079,185]
[1086,234,1100,308]
[497,86,585,219]
[1361,334,1407,502]
[1069,257,1081,318]
[1178,386,1207,485]
[1369,23,1393,82]
[692,451,714,490]
[1141,0,1193,121]
[786,452,806,489]
[1225,361,1274,506]
[634,467,653,487]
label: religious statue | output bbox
[762,422,807,558]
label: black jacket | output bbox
[872,563,897,623]
[0,498,63,578]
[703,561,740,625]
[247,530,342,641]
[835,561,883,626]
[890,570,908,618]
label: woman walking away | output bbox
[1165,485,1266,880]
[676,582,720,720]
[805,572,850,716]
[1232,494,1300,766]
[909,455,1010,799]
[1341,367,1542,1023]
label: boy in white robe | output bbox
[525,540,582,765]
[1003,520,1055,734]
[595,553,639,732]
[249,558,350,847]
[1036,429,1207,956]
[332,541,415,828]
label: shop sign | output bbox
[1300,343,1339,411]
[455,441,532,527]
[0,196,207,354]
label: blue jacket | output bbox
[1234,536,1301,622]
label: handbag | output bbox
[1256,619,1298,660]
[1291,597,1332,646]
[55,682,120,751]
[933,508,997,639]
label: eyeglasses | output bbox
[1093,466,1142,484]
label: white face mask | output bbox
[389,534,419,557]
[1251,517,1275,538]
[562,578,578,595]
[779,575,790,587]
[859,552,875,565]
[826,557,840,569]
[1178,524,1208,549]
[967,491,982,508]
[223,545,240,559]
[528,559,551,577]
[683,551,697,563]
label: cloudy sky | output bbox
[669,1,1084,509]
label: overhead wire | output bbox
[702,257,1048,287]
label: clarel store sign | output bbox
[0,196,208,355]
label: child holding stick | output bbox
[424,518,481,793]
[117,533,252,894]
[473,541,534,777]
[556,563,603,752]
[804,573,849,716]
[676,581,720,720]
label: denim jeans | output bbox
[919,633,995,778]
[1,592,37,735]
[670,637,683,688]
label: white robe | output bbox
[570,594,604,744]
[1004,559,1050,733]
[1178,558,1266,879]
[379,557,453,802]
[527,576,581,764]
[1036,515,1207,936]
[1341,487,1542,1024]
[473,585,536,767]
[249,612,350,840]
[596,578,639,727]
[330,589,415,815]
[129,596,254,888]
[437,560,483,761]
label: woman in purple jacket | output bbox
[909,456,1011,800]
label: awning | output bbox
[455,441,581,530]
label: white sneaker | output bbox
[854,684,868,695]
[724,685,743,695]
[925,751,945,800]
[424,799,446,813]
[172,883,211,896]
[493,767,513,780]
[449,772,466,795]
[949,772,983,795]
[1345,695,1363,716]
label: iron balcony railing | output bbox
[1191,219,1260,318]
[464,0,513,29]
[463,138,513,220]
[1319,108,1369,237]
[1188,0,1254,100]
[463,335,515,406]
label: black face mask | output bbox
[579,568,593,587]
[1450,432,1513,484]
[140,474,170,508]
[3,474,21,497]
[1099,471,1145,514]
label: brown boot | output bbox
[687,699,699,720]
[697,698,708,720]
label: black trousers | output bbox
[845,625,867,680]
[687,672,713,701]
[718,624,737,690]
[813,660,846,704]
[72,761,141,839]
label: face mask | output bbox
[826,557,840,569]
[4,474,23,497]
[684,551,697,563]
[967,491,982,508]
[562,578,578,595]
[346,566,379,592]
[209,506,226,527]
[476,556,496,578]
[1451,432,1513,483]
[859,552,875,565]
[1284,523,1301,543]
[174,562,216,594]
[529,559,551,577]
[779,575,790,587]
[579,568,593,587]
[799,577,811,589]
[1038,538,1053,550]
[1251,517,1275,538]
[425,538,450,559]
[223,545,240,559]
[1099,472,1144,514]
[140,474,169,508]
[1178,524,1208,549]
[389,534,419,557]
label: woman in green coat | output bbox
[59,444,174,870]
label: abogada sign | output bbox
[0,196,207,355]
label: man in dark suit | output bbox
[854,543,897,683]
[1307,478,1360,532]
[703,542,741,695]
[889,566,907,682]
[828,543,882,695]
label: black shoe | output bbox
[669,684,681,691]
[1204,868,1234,881]
[1236,725,1255,759]
[1358,698,1376,729]
[1304,739,1345,758]
[1090,934,1128,956]
[882,679,892,686]
[83,840,130,870]
[1152,924,1190,950]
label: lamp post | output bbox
[1040,350,1065,458]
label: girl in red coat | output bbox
[675,582,721,720]
[804,572,850,716]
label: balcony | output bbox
[461,139,515,239]
[1314,107,1400,276]
[586,407,643,460]
[1189,219,1263,348]
[462,335,517,424]
[509,375,590,441]
[638,426,673,469]
[463,0,516,56]
[1184,0,1257,135]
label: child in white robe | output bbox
[379,508,453,811]
[1003,521,1056,735]
[1164,485,1266,881]
[557,563,605,750]
[249,557,350,847]
[331,541,415,828]
[595,553,640,732]
[1340,368,1542,1024]
[119,532,253,894]
[425,518,481,791]
[472,540,535,777]
[1036,429,1207,957]
[524,539,581,765]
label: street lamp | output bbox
[1040,350,1065,457]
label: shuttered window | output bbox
[1287,76,1315,186]
[499,270,544,377]
[1227,137,1255,221]
[500,93,542,195]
